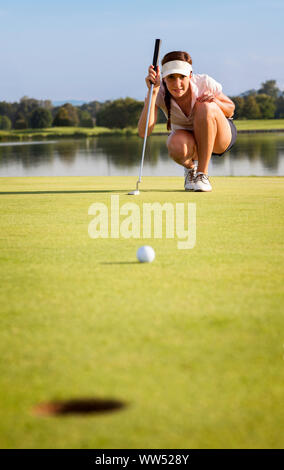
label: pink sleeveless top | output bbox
[156,74,222,131]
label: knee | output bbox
[167,135,186,158]
[167,132,196,159]
[194,101,218,120]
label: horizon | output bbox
[2,78,283,106]
[1,0,284,103]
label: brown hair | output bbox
[161,51,193,131]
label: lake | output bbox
[0,133,284,177]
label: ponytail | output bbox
[163,81,172,131]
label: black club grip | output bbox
[152,39,161,72]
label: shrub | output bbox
[30,108,53,128]
[0,115,12,130]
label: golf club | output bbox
[128,39,161,195]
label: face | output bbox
[164,73,191,99]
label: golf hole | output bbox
[33,397,127,417]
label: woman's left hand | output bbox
[197,92,215,103]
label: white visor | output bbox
[162,60,192,78]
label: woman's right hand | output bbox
[145,65,161,90]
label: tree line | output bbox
[230,80,284,119]
[0,97,105,130]
[0,96,148,130]
[0,80,283,131]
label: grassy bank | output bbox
[0,126,134,142]
[0,176,283,448]
[1,119,284,142]
[232,119,284,131]
[153,119,284,133]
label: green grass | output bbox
[1,119,284,142]
[234,119,284,131]
[0,176,284,449]
[0,126,136,141]
[153,120,284,133]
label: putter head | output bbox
[128,180,140,195]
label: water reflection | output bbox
[0,133,283,176]
[230,134,282,170]
[0,141,54,169]
[55,141,77,164]
[96,136,143,167]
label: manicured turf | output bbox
[0,176,283,449]
[233,119,284,131]
[0,126,135,141]
[153,120,284,133]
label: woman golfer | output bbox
[138,51,237,192]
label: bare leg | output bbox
[167,130,198,169]
[193,102,232,174]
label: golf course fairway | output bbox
[0,176,283,449]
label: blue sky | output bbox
[1,0,283,102]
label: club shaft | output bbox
[138,83,154,183]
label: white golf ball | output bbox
[136,246,155,263]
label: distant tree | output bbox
[258,80,280,99]
[19,96,40,116]
[53,103,79,127]
[15,96,47,127]
[255,94,276,119]
[242,95,261,119]
[14,112,28,129]
[39,99,53,110]
[239,89,257,98]
[80,101,103,121]
[0,101,18,126]
[63,103,79,126]
[30,107,53,128]
[96,98,144,128]
[0,115,12,130]
[78,110,93,127]
[230,96,245,119]
[53,107,72,126]
[275,94,284,118]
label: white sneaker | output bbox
[184,166,196,191]
[194,172,212,192]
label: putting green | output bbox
[0,176,283,449]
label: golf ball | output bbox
[136,246,155,263]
